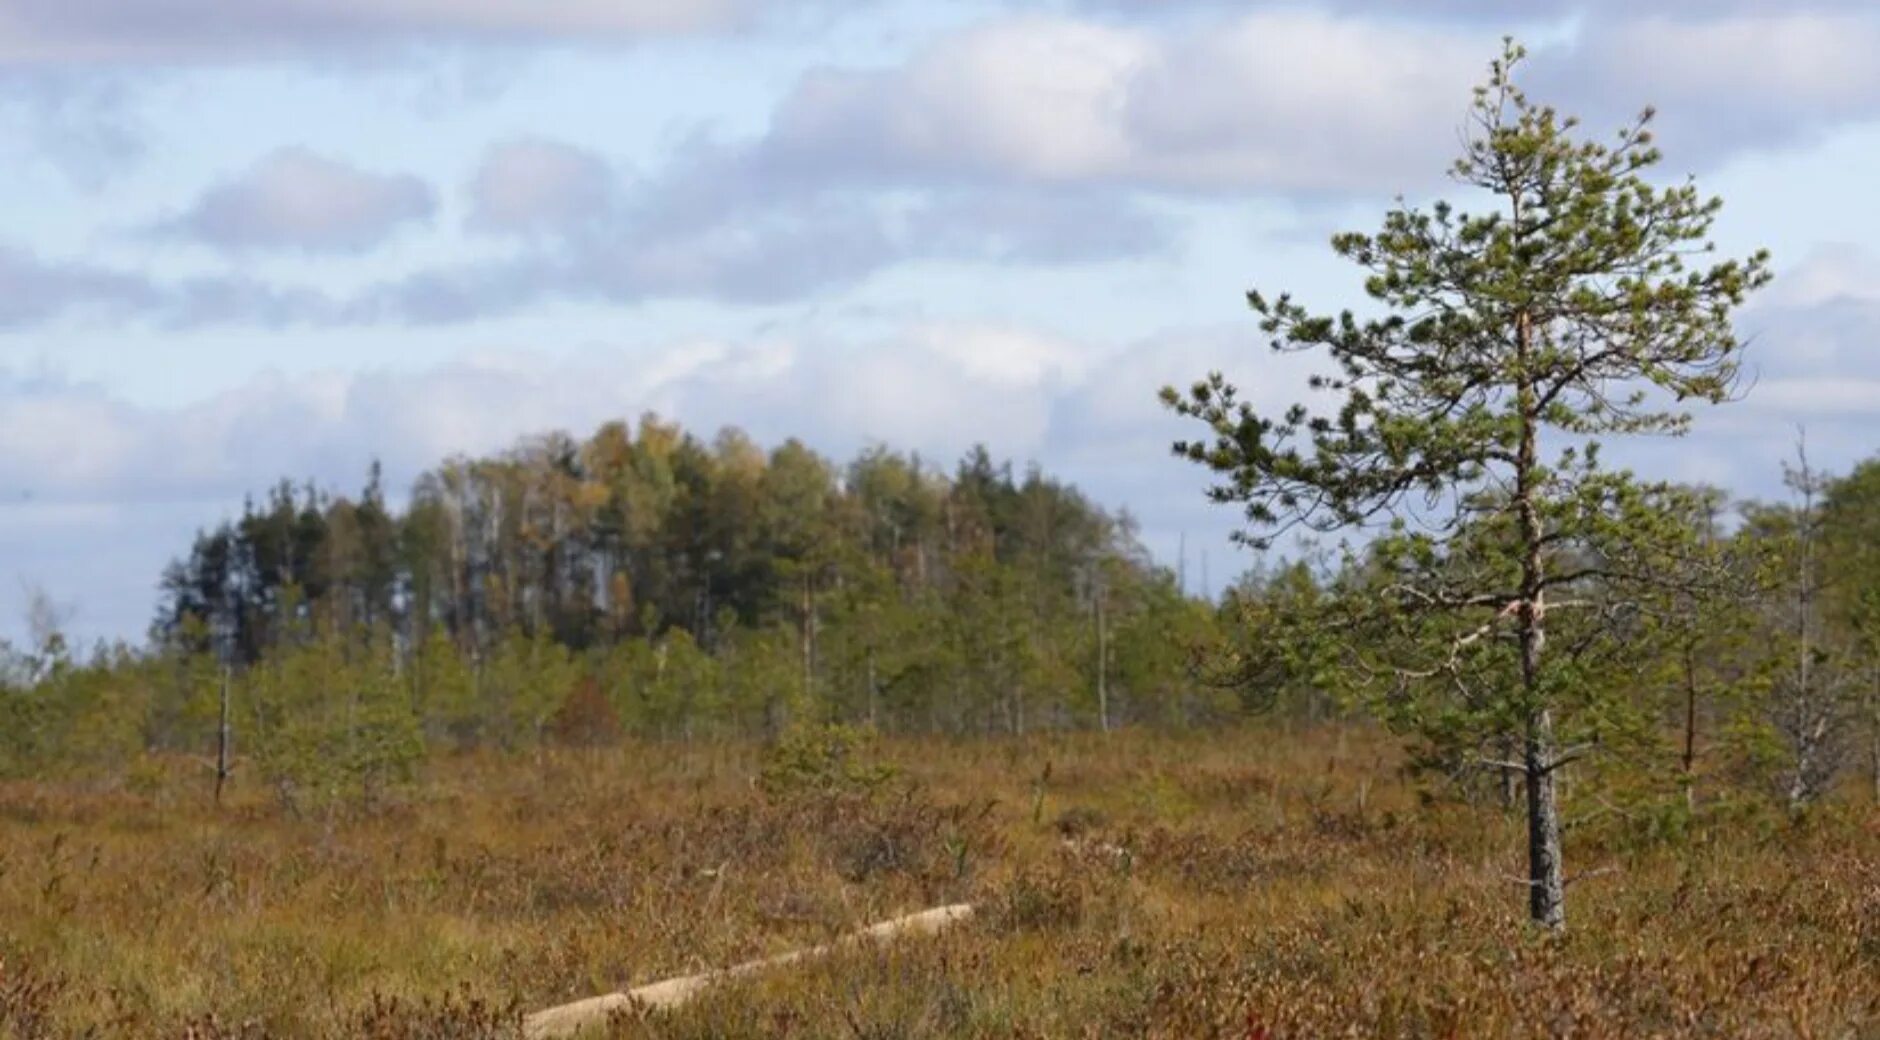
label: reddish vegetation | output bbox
[1,726,1876,1038]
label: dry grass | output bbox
[2,725,1876,1038]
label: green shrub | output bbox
[757,724,898,802]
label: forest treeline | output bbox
[1,417,1232,805]
[2,414,1878,820]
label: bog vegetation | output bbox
[2,729,1878,1038]
[3,40,1879,1040]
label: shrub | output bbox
[757,724,898,803]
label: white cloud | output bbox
[659,7,1880,205]
[0,322,1234,643]
[241,9,1480,320]
[1604,14,1880,107]
[915,324,1092,388]
[757,12,1489,196]
[0,328,1085,510]
[25,7,1876,330]
[769,18,1149,185]
[8,261,1880,646]
[1546,12,1880,161]
[0,0,766,65]
[158,147,436,253]
[1116,14,1487,193]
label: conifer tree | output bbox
[1164,41,1769,928]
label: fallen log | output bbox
[522,903,975,1039]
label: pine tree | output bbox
[1163,41,1769,928]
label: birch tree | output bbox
[1163,42,1769,929]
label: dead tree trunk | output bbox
[214,666,234,806]
[1682,642,1700,811]
[523,904,974,1039]
[1095,583,1110,734]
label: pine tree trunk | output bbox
[1513,305,1564,931]
[1524,706,1566,930]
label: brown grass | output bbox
[1,725,1876,1038]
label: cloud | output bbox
[0,322,1222,643]
[1534,12,1880,163]
[764,18,1151,186]
[0,238,358,332]
[0,245,160,327]
[902,188,1173,265]
[309,10,1474,318]
[1757,244,1880,310]
[156,147,436,253]
[12,6,1880,332]
[327,133,1181,320]
[1080,0,1875,20]
[1116,15,1486,193]
[0,0,788,66]
[0,69,144,188]
[0,134,1166,329]
[640,8,1880,208]
[355,200,904,316]
[283,6,1495,323]
[467,137,616,237]
[372,7,1880,316]
[0,244,350,333]
[1578,243,1880,497]
[9,248,1880,645]
[1737,286,1880,396]
[748,13,1490,197]
[0,326,1110,511]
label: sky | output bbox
[3,1,1880,647]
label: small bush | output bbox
[757,724,898,803]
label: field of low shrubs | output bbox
[2,725,1876,1038]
